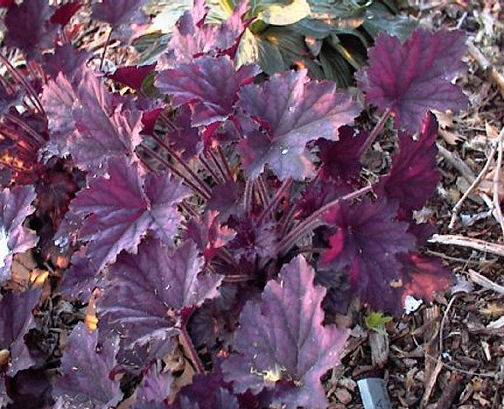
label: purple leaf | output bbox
[356,29,467,133]
[169,0,247,63]
[59,252,101,300]
[223,256,348,409]
[71,69,143,171]
[4,0,57,56]
[53,323,123,409]
[237,70,360,179]
[50,1,81,26]
[108,64,156,91]
[321,198,416,313]
[98,239,221,357]
[156,56,259,127]
[0,186,37,283]
[0,376,10,407]
[133,364,173,406]
[165,106,203,160]
[379,112,440,217]
[42,43,90,81]
[184,210,236,262]
[71,157,190,271]
[317,126,367,182]
[91,0,148,28]
[41,73,77,158]
[0,289,41,376]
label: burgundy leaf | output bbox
[71,157,190,271]
[0,0,13,8]
[141,107,163,136]
[321,198,416,313]
[379,112,440,217]
[356,29,467,133]
[398,252,454,306]
[156,56,259,127]
[50,1,81,26]
[223,256,348,409]
[0,186,37,283]
[42,43,90,80]
[0,289,41,376]
[4,0,57,56]
[317,126,367,182]
[91,0,148,28]
[185,210,236,262]
[59,252,101,300]
[133,364,173,406]
[108,64,156,91]
[98,239,221,353]
[53,322,123,409]
[165,106,203,160]
[71,69,143,171]
[237,70,360,179]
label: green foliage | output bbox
[364,311,393,335]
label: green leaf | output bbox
[256,0,311,25]
[364,311,392,335]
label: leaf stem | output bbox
[5,114,46,145]
[140,145,211,200]
[151,132,212,196]
[208,149,228,183]
[179,325,205,374]
[199,154,222,183]
[359,107,392,157]
[217,145,234,181]
[0,53,44,114]
[99,28,113,71]
[277,184,373,256]
[257,178,292,225]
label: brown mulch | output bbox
[326,1,504,408]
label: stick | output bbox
[468,269,504,295]
[429,234,504,257]
[468,41,504,97]
[449,127,504,228]
[493,131,504,237]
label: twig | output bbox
[468,41,504,97]
[467,269,504,295]
[437,143,476,183]
[439,295,458,355]
[429,234,504,257]
[359,107,392,157]
[493,132,504,237]
[420,357,443,408]
[449,128,504,228]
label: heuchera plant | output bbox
[0,0,466,408]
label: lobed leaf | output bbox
[0,289,41,376]
[238,69,360,179]
[223,256,348,409]
[156,55,259,127]
[379,112,440,217]
[357,28,467,133]
[321,199,416,313]
[53,323,123,409]
[71,157,189,271]
[98,239,222,354]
